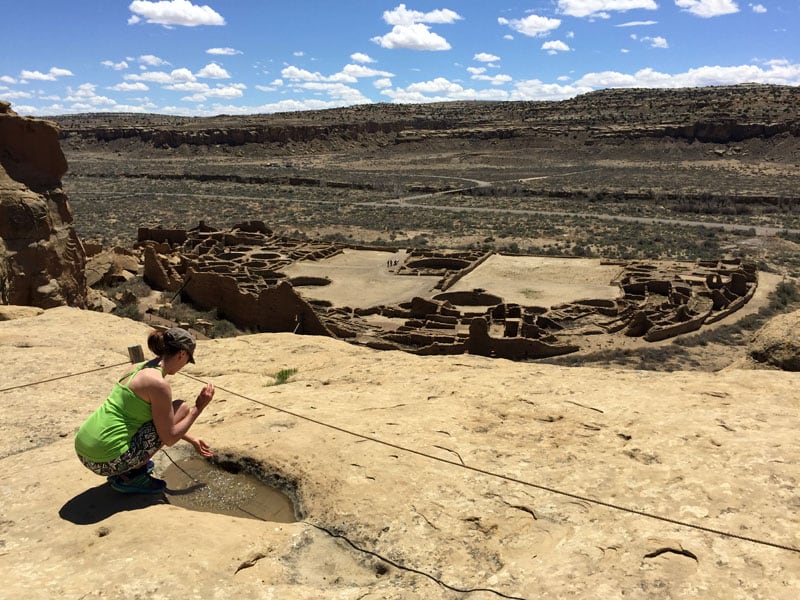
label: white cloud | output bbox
[381,79,510,104]
[749,3,766,13]
[139,55,169,67]
[373,4,461,51]
[675,0,740,18]
[279,63,394,87]
[182,84,244,102]
[575,61,800,89]
[374,78,393,89]
[351,52,375,63]
[0,75,17,84]
[108,82,149,91]
[382,4,462,26]
[46,67,73,78]
[64,83,116,106]
[165,81,210,92]
[291,82,371,104]
[406,77,464,94]
[212,98,361,115]
[196,62,230,79]
[558,0,658,18]
[498,15,561,38]
[170,67,196,82]
[542,40,571,54]
[616,20,657,27]
[128,0,225,27]
[125,71,173,84]
[642,36,668,48]
[125,67,196,84]
[372,23,452,50]
[470,72,513,85]
[474,52,500,63]
[102,60,129,70]
[206,47,241,55]
[0,90,33,99]
[467,67,486,75]
[281,66,325,82]
[293,51,305,57]
[511,78,593,101]
[340,64,395,79]
[19,67,73,81]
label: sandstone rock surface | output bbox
[1,307,798,599]
[749,308,800,370]
[0,101,87,308]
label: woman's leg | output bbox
[173,399,190,421]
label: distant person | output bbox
[75,327,215,494]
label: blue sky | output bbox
[1,1,798,116]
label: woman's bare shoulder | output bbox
[130,364,171,401]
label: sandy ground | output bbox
[283,248,440,308]
[448,255,624,307]
[284,252,623,309]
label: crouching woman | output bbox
[75,327,215,494]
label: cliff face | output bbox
[0,101,87,308]
[50,84,800,149]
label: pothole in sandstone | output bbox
[161,456,297,523]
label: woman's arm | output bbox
[183,433,214,457]
[150,381,215,446]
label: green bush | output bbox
[112,303,142,321]
[770,280,799,310]
[273,368,298,385]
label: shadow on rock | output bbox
[59,482,167,524]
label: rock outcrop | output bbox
[749,308,800,370]
[0,101,87,308]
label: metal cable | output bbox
[0,361,130,393]
[3,360,794,555]
[179,371,800,555]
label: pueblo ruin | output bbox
[139,221,757,361]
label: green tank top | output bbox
[74,361,162,462]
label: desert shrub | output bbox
[112,302,142,321]
[272,368,298,385]
[769,280,799,310]
[103,276,152,298]
[156,298,239,339]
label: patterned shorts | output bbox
[78,421,163,477]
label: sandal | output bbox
[109,471,166,495]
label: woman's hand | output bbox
[187,435,213,457]
[195,383,215,412]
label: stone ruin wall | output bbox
[138,223,758,361]
[140,221,335,336]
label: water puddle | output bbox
[161,456,297,523]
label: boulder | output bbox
[0,304,44,320]
[749,309,800,371]
[85,247,141,287]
